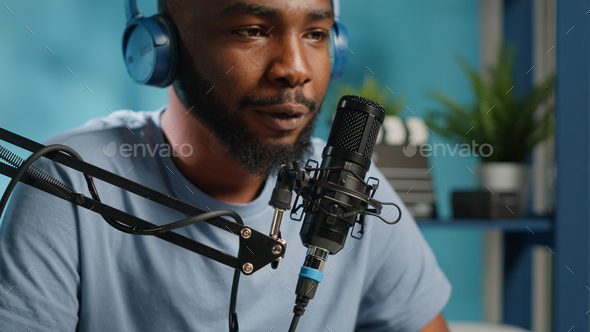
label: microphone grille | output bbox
[328,108,369,153]
[340,95,385,113]
[364,119,382,159]
[327,95,385,159]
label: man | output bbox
[0,0,451,331]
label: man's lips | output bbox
[254,104,309,131]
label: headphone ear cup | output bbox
[151,14,178,87]
[329,21,349,81]
[122,14,178,87]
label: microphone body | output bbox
[300,95,385,254]
[288,95,385,332]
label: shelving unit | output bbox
[553,1,590,331]
[420,218,553,329]
[413,1,589,330]
[417,218,552,233]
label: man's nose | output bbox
[266,35,313,88]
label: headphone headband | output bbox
[332,0,341,21]
[125,0,140,21]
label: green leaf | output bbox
[424,45,555,162]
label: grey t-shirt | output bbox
[0,109,451,331]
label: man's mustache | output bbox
[238,89,318,113]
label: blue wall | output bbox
[0,0,168,174]
[0,0,483,322]
[333,0,483,321]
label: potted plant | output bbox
[425,46,555,216]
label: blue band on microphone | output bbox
[299,266,324,283]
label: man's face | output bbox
[168,0,333,176]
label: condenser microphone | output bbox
[288,95,385,332]
[300,95,385,254]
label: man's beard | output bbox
[172,63,320,177]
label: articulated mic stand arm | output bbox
[0,127,286,275]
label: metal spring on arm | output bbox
[0,145,75,200]
[0,145,24,166]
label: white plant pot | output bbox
[476,162,531,217]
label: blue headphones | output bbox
[122,0,348,87]
[328,0,349,81]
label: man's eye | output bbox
[304,31,327,41]
[234,28,263,38]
